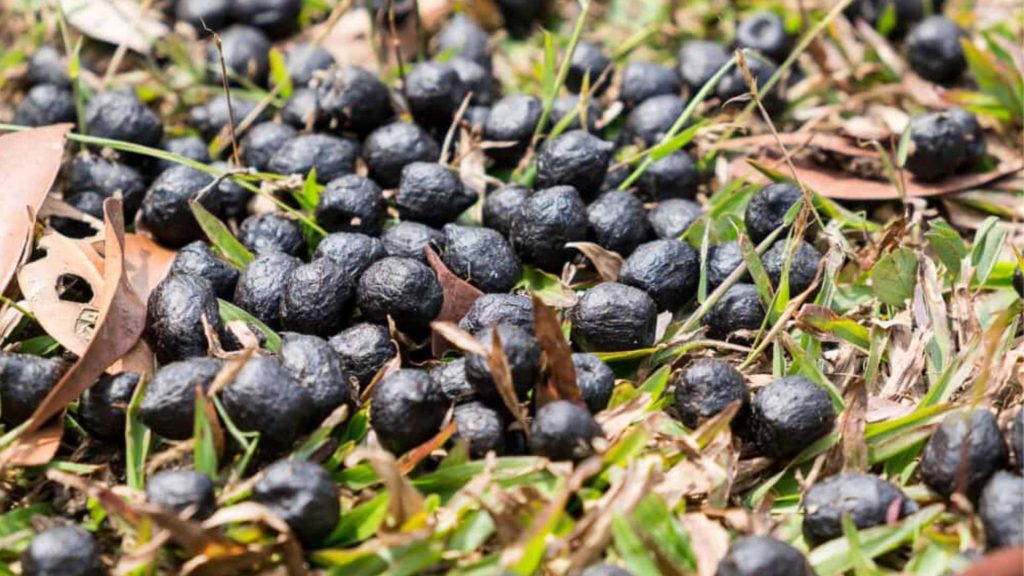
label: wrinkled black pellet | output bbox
[145,274,222,364]
[570,282,657,352]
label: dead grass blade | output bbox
[398,421,457,475]
[824,379,868,474]
[487,329,531,438]
[348,448,426,531]
[678,513,730,576]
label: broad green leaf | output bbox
[970,217,1006,285]
[15,335,59,356]
[515,266,574,307]
[872,248,917,306]
[876,1,897,37]
[190,200,254,269]
[960,39,1023,122]
[925,220,966,278]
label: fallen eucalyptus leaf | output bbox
[0,124,72,295]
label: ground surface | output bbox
[0,0,1022,575]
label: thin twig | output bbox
[208,29,242,167]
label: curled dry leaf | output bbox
[426,246,484,357]
[731,156,1024,200]
[3,199,146,463]
[61,0,169,54]
[18,233,105,356]
[531,294,581,407]
[0,123,72,295]
[486,329,531,438]
[566,242,623,282]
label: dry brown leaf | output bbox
[0,124,72,295]
[902,72,952,110]
[121,233,176,298]
[595,393,651,441]
[195,387,226,459]
[531,294,582,408]
[18,233,105,356]
[426,246,484,357]
[566,242,624,282]
[679,513,730,576]
[61,0,169,54]
[0,417,64,467]
[731,156,1024,200]
[398,421,457,475]
[430,321,488,356]
[3,199,146,460]
[693,401,741,448]
[181,547,274,576]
